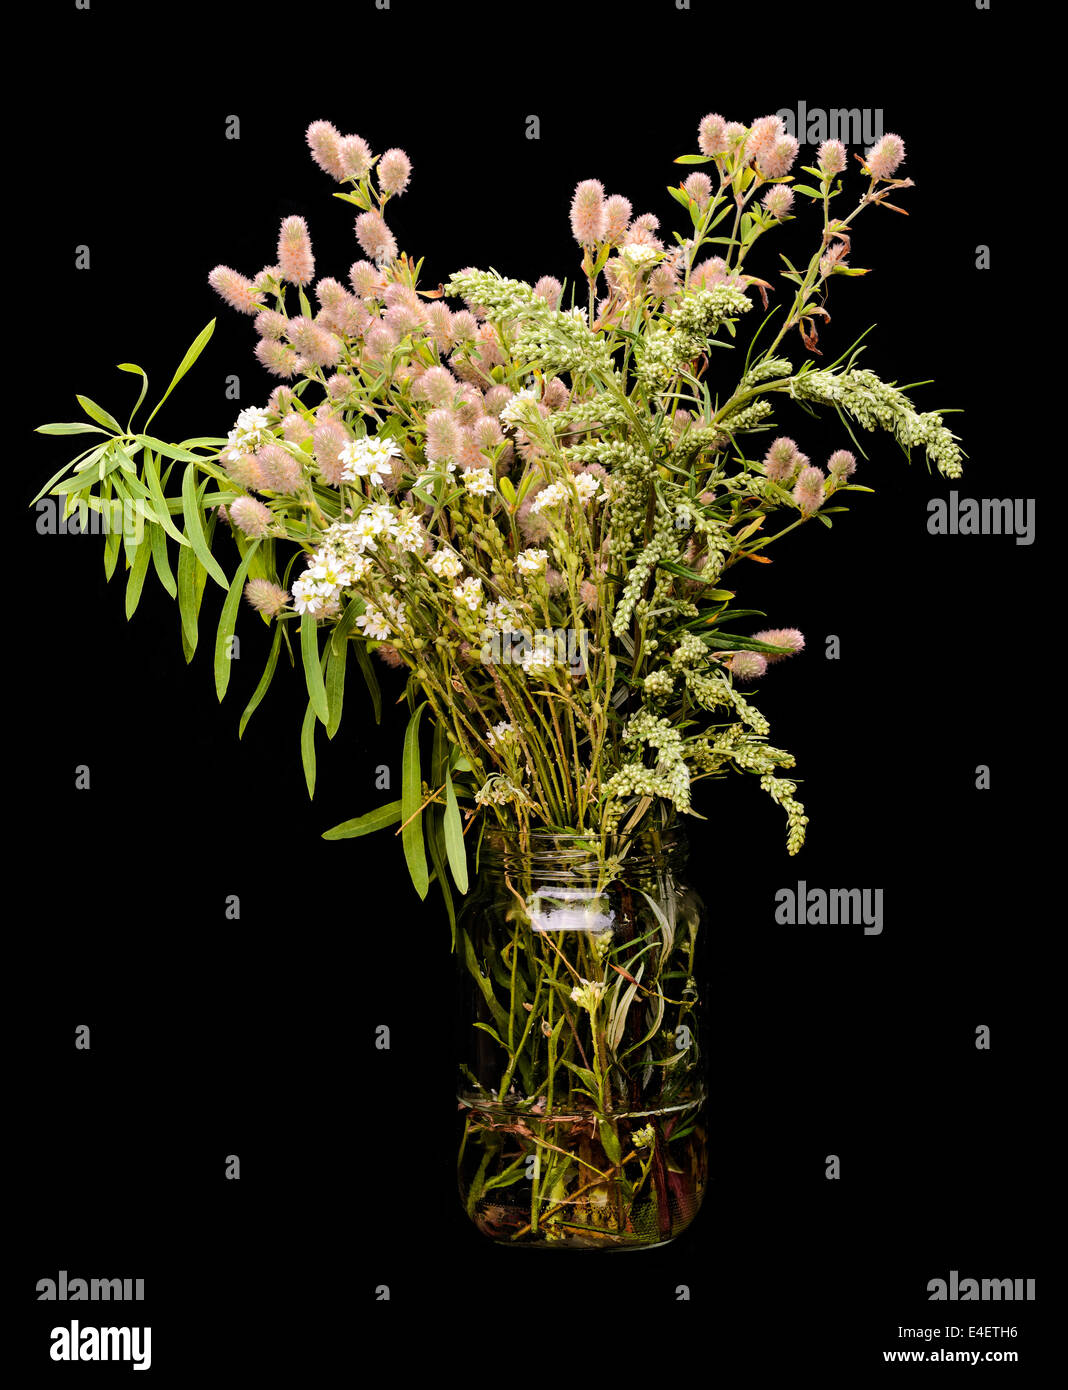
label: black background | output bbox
[14,0,1052,1378]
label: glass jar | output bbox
[456,827,706,1248]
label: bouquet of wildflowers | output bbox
[35,111,965,1245]
[34,112,963,906]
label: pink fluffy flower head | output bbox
[762,185,794,220]
[244,578,290,618]
[570,179,607,247]
[865,133,906,179]
[224,453,264,491]
[758,134,799,179]
[415,365,460,408]
[313,418,350,486]
[306,120,346,180]
[229,496,272,539]
[378,148,412,196]
[255,308,287,340]
[763,436,801,482]
[602,194,632,243]
[426,301,455,351]
[533,275,563,308]
[355,211,397,265]
[208,265,265,315]
[751,628,805,662]
[425,408,460,464]
[698,113,729,158]
[746,115,784,164]
[349,259,384,299]
[817,139,847,177]
[254,339,297,378]
[728,651,767,682]
[277,216,315,286]
[255,443,303,494]
[285,316,341,368]
[827,448,857,480]
[793,465,825,515]
[683,172,713,208]
[450,309,478,344]
[339,133,373,180]
[281,412,312,444]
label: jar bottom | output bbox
[458,1098,707,1248]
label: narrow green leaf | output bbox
[144,319,215,428]
[673,153,712,165]
[301,610,330,725]
[116,363,149,427]
[214,540,259,701]
[325,638,347,740]
[135,434,212,464]
[238,623,282,738]
[148,521,177,599]
[124,534,153,619]
[427,806,457,948]
[461,928,510,1037]
[75,395,121,433]
[180,462,228,589]
[142,450,188,544]
[300,700,317,799]
[598,1118,622,1167]
[322,800,402,840]
[353,638,382,724]
[401,701,429,900]
[35,422,109,436]
[443,769,468,894]
[177,537,204,661]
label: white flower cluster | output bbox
[291,546,354,618]
[620,243,660,269]
[427,547,464,580]
[340,435,400,486]
[498,387,538,428]
[529,481,567,515]
[462,467,495,497]
[485,721,516,749]
[515,548,548,575]
[355,593,405,641]
[569,977,606,1011]
[485,598,519,629]
[452,576,483,611]
[520,643,556,674]
[223,405,272,462]
[572,472,601,504]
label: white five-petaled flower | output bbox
[462,467,495,498]
[515,548,548,575]
[355,606,392,641]
[427,548,464,580]
[352,510,386,551]
[485,599,519,629]
[340,435,401,487]
[452,576,483,612]
[572,472,600,504]
[499,387,538,428]
[520,644,555,674]
[485,721,516,749]
[393,513,425,554]
[290,575,325,616]
[308,555,352,590]
[224,405,272,461]
[529,481,567,515]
